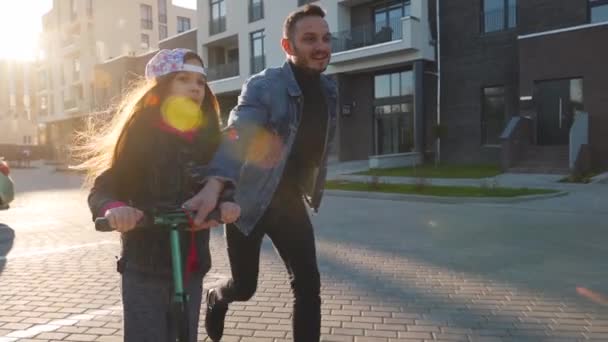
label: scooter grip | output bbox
[205,208,223,223]
[94,217,114,232]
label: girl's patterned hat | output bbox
[145,48,207,80]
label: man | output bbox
[185,4,336,342]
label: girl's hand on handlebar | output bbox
[104,206,144,232]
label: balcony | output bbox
[141,19,153,30]
[64,98,89,115]
[207,61,239,81]
[332,17,403,53]
[61,35,79,55]
[328,16,435,73]
[209,17,227,35]
[63,99,77,111]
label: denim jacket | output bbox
[207,61,337,235]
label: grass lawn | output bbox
[356,164,502,179]
[326,180,559,198]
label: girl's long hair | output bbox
[74,52,221,187]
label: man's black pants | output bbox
[216,183,321,342]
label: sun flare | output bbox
[0,1,52,61]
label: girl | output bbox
[78,48,240,341]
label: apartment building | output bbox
[93,29,198,112]
[0,60,40,156]
[440,0,608,172]
[38,0,197,161]
[197,0,437,167]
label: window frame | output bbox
[177,16,191,33]
[481,0,517,34]
[249,0,264,22]
[589,0,608,23]
[141,33,150,49]
[209,0,227,35]
[250,29,266,74]
[481,85,506,146]
[140,4,153,30]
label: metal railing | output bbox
[331,17,403,53]
[63,99,77,110]
[207,61,239,81]
[250,55,265,74]
[209,17,226,35]
[141,19,153,30]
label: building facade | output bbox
[196,0,437,167]
[93,29,198,113]
[440,0,608,171]
[38,0,197,161]
[0,60,40,158]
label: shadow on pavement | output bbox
[0,223,15,276]
[9,164,85,195]
[313,201,608,316]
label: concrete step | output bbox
[515,145,569,173]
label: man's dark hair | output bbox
[283,4,326,40]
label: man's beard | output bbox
[292,45,328,75]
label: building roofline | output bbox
[99,49,159,65]
[158,27,198,44]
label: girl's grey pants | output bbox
[121,269,204,341]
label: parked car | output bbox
[0,157,14,210]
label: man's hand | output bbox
[219,202,241,224]
[183,178,223,229]
[104,206,144,232]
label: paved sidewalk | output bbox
[0,163,607,341]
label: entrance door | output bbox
[534,79,579,145]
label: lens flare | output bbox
[576,287,608,306]
[160,96,205,132]
[246,128,284,169]
[145,94,160,107]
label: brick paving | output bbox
[0,165,607,341]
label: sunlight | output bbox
[172,0,196,9]
[0,0,52,61]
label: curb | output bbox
[324,189,569,204]
[590,172,608,184]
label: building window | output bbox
[210,0,226,35]
[38,70,47,90]
[140,4,153,30]
[86,0,93,16]
[482,0,516,33]
[158,0,167,24]
[298,0,317,6]
[70,0,77,20]
[373,70,414,155]
[249,0,264,22]
[177,16,191,33]
[590,0,608,22]
[73,59,80,80]
[141,33,150,49]
[374,70,413,99]
[481,86,506,145]
[250,30,265,74]
[159,24,168,40]
[374,1,410,42]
